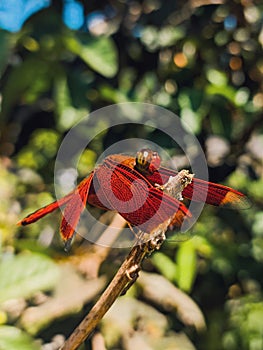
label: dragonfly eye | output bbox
[135,149,161,174]
[149,151,161,173]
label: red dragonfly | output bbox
[17,149,249,250]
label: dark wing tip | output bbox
[64,237,73,252]
[221,191,252,210]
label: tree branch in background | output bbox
[168,0,224,26]
[68,212,127,278]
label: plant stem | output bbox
[60,232,165,350]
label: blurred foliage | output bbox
[0,326,41,350]
[0,253,59,303]
[0,0,263,349]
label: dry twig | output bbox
[60,170,193,350]
[60,229,166,350]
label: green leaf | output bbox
[206,84,236,104]
[209,103,232,137]
[0,31,12,77]
[181,108,201,134]
[159,26,185,47]
[175,240,197,292]
[141,25,185,51]
[99,84,129,103]
[151,252,177,281]
[0,253,60,303]
[206,68,228,86]
[54,72,88,130]
[17,129,60,169]
[1,58,51,117]
[65,33,118,78]
[178,89,206,134]
[0,326,40,350]
[77,149,97,177]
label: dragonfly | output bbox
[17,149,249,250]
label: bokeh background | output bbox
[0,0,263,349]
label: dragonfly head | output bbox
[135,148,161,175]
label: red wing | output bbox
[145,166,250,210]
[17,173,95,250]
[95,159,191,233]
[17,170,111,229]
[182,177,250,209]
[60,173,94,246]
[17,192,73,226]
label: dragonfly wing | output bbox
[182,178,251,209]
[17,192,73,226]
[96,160,191,233]
[146,166,250,210]
[60,173,94,245]
[123,187,191,233]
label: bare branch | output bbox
[60,170,193,350]
[168,0,224,26]
[60,230,166,350]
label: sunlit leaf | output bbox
[176,240,197,292]
[31,129,60,158]
[151,252,177,281]
[1,58,51,116]
[0,253,60,303]
[17,129,60,170]
[206,69,228,86]
[17,148,45,169]
[159,26,185,47]
[54,72,89,130]
[141,25,184,51]
[0,326,40,350]
[77,149,97,177]
[226,298,263,350]
[65,33,118,78]
[181,108,201,134]
[178,89,205,134]
[99,84,129,103]
[206,84,236,104]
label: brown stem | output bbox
[60,170,193,350]
[60,233,165,350]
